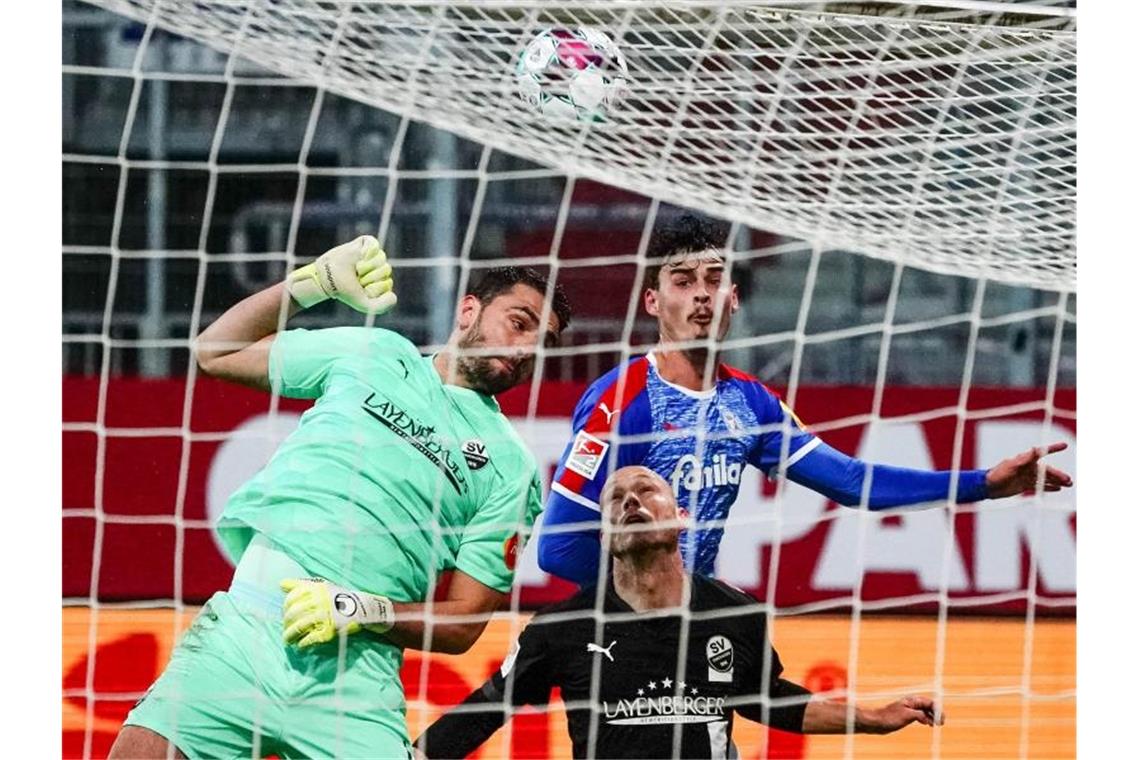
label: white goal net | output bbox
[62,1,1076,758]
[85,0,1075,290]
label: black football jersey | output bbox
[420,575,799,759]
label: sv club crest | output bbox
[706,635,734,682]
[462,439,489,470]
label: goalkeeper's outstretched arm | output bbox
[281,569,506,655]
[195,236,396,390]
[382,571,507,654]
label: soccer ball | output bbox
[515,27,629,122]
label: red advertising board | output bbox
[62,376,1075,614]
[62,608,1076,759]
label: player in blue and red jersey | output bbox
[539,214,1073,585]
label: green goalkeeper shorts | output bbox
[123,535,411,759]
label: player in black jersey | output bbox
[414,466,943,759]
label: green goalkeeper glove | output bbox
[280,578,395,648]
[284,235,397,314]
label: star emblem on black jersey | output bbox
[644,678,699,695]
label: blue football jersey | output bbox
[551,353,819,575]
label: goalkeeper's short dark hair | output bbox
[468,266,572,333]
[643,212,733,290]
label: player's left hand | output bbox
[280,578,395,648]
[867,696,944,733]
[285,235,397,315]
[984,441,1073,499]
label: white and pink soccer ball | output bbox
[515,26,629,122]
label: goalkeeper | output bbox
[538,213,1073,584]
[411,466,944,759]
[109,236,571,759]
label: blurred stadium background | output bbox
[62,1,1075,757]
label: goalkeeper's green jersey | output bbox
[217,326,542,601]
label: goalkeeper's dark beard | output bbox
[455,314,531,395]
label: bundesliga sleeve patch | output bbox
[564,430,610,480]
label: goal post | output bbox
[62,2,1076,759]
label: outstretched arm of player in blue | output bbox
[786,440,989,509]
[537,490,603,585]
[786,439,1073,509]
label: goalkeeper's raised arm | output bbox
[194,235,396,390]
[111,241,573,760]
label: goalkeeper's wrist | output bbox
[285,262,329,309]
[348,591,396,634]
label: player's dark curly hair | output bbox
[643,213,732,289]
[468,266,572,333]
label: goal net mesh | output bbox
[62,1,1076,758]
[86,0,1074,290]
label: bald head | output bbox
[600,466,671,509]
[601,466,686,558]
